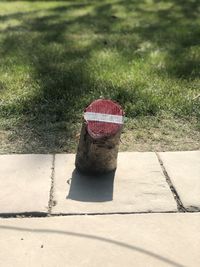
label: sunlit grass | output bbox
[0,0,199,152]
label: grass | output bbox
[0,0,200,153]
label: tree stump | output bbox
[75,99,124,175]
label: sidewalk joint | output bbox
[1,210,199,219]
[50,211,180,217]
[0,212,48,219]
[48,154,55,214]
[156,152,187,212]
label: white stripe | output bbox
[84,112,123,124]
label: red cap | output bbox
[84,99,124,139]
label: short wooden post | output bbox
[75,99,124,175]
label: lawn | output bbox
[0,0,199,153]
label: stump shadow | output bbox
[66,169,115,202]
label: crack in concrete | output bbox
[1,210,199,219]
[156,152,187,212]
[0,212,47,219]
[48,154,55,214]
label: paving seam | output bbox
[0,212,47,219]
[48,154,55,214]
[0,211,180,219]
[1,210,200,219]
[156,152,187,212]
[50,211,180,217]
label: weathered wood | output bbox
[75,99,123,175]
[75,122,122,175]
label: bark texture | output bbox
[75,122,122,175]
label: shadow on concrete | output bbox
[67,169,115,202]
[0,225,186,267]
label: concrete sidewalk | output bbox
[0,151,199,266]
[0,213,200,267]
[0,151,199,215]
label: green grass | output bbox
[0,0,200,153]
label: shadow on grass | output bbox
[0,0,199,152]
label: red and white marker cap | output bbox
[84,99,124,139]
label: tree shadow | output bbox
[0,0,199,152]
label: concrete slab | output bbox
[0,213,199,267]
[159,151,200,211]
[0,154,52,214]
[52,153,177,214]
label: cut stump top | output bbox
[84,99,123,139]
